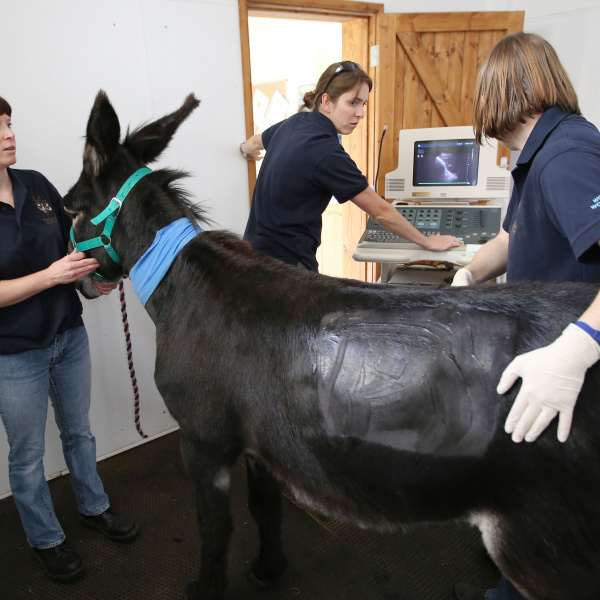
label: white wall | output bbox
[0,0,250,497]
[1,0,599,498]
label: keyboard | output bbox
[356,205,502,249]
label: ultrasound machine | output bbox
[352,126,512,285]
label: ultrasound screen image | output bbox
[413,139,480,187]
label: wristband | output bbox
[574,321,600,345]
[239,143,248,158]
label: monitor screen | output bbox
[413,139,480,187]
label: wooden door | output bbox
[372,11,525,197]
[328,11,524,282]
[359,11,524,282]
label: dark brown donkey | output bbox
[65,91,600,600]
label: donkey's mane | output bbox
[146,166,212,230]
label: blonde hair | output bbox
[299,61,372,113]
[473,32,580,144]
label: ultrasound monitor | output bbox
[414,138,479,187]
[385,126,510,202]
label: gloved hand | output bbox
[497,323,600,443]
[451,268,476,286]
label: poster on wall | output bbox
[252,88,270,132]
[261,88,289,132]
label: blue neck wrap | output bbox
[129,217,200,306]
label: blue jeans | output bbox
[486,576,526,600]
[0,326,109,549]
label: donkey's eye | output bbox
[65,209,82,224]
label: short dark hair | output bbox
[473,32,580,144]
[0,96,12,117]
[299,61,373,113]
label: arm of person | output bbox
[452,228,509,286]
[498,280,600,444]
[496,146,600,443]
[239,133,264,162]
[350,186,462,252]
[0,251,100,308]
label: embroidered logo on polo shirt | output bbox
[33,195,58,224]
[590,194,600,210]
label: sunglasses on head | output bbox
[323,61,359,94]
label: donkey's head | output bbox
[64,90,200,282]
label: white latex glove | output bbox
[451,268,476,286]
[497,324,600,443]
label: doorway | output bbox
[247,15,345,276]
[239,1,382,281]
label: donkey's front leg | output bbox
[180,436,234,600]
[245,456,288,587]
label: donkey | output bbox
[65,91,600,600]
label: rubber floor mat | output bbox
[0,431,499,599]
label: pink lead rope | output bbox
[119,279,148,439]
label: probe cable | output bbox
[374,125,388,194]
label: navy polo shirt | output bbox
[244,111,369,271]
[0,168,83,354]
[504,107,600,282]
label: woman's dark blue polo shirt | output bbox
[0,168,83,354]
[504,107,600,282]
[244,111,369,271]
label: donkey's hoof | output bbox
[248,555,289,589]
[182,581,200,600]
[247,567,278,589]
[248,555,288,588]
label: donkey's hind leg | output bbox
[245,456,288,587]
[180,435,235,600]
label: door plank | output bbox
[398,32,464,127]
[446,32,465,117]
[459,31,480,123]
[432,32,452,128]
[397,12,524,32]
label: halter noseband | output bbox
[70,167,152,281]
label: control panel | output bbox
[357,204,503,248]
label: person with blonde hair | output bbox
[451,31,600,600]
[240,61,460,271]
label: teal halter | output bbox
[70,167,152,281]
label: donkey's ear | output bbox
[123,93,200,164]
[83,90,121,177]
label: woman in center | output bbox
[240,61,461,271]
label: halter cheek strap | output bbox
[70,167,152,281]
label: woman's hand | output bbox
[46,250,100,285]
[498,324,600,442]
[451,268,476,286]
[422,235,463,252]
